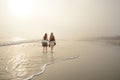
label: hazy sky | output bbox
[0,0,120,39]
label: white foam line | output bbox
[61,56,79,60]
[23,63,50,80]
[23,56,79,80]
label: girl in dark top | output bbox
[49,32,56,53]
[42,33,48,53]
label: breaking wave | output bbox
[0,39,40,47]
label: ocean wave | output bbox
[6,54,79,80]
[0,39,40,47]
[24,56,79,80]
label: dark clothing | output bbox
[42,42,48,47]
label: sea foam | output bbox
[23,56,79,80]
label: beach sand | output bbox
[32,40,120,80]
[0,40,120,80]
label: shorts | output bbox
[49,41,55,46]
[42,42,48,47]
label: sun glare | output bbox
[9,0,33,17]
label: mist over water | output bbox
[0,0,120,39]
[0,0,120,80]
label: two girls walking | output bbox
[42,32,56,53]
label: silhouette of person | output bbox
[42,33,48,53]
[49,32,56,53]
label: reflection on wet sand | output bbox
[24,53,56,80]
[41,53,55,64]
[6,54,28,79]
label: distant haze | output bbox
[0,0,120,39]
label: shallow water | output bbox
[0,40,120,80]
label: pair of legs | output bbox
[49,41,55,53]
[43,46,54,53]
[43,46,48,53]
[42,42,48,53]
[50,45,54,53]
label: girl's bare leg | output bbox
[51,46,54,53]
[46,47,48,53]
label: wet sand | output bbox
[0,40,120,80]
[33,40,120,80]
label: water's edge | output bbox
[23,56,79,80]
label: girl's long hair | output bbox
[43,33,48,40]
[49,33,55,41]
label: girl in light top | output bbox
[49,32,56,53]
[42,33,48,53]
